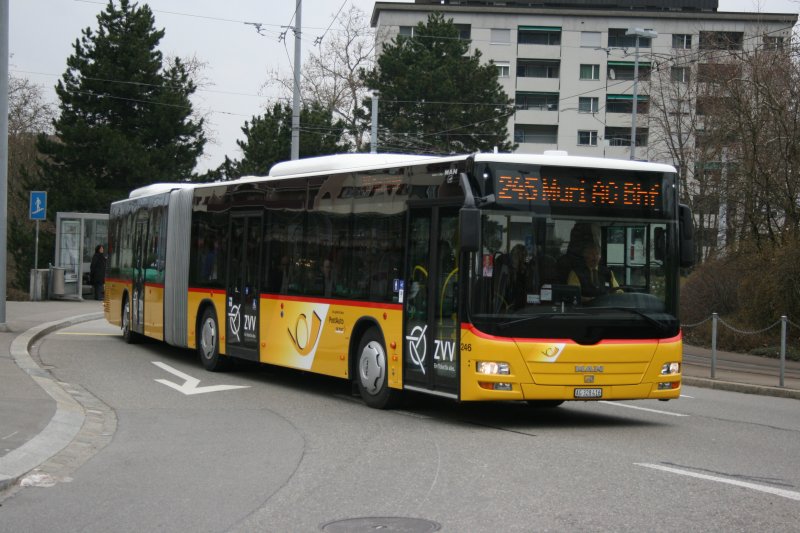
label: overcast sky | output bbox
[8,0,799,175]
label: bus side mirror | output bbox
[460,207,481,253]
[679,204,695,268]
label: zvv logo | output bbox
[405,325,427,375]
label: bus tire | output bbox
[121,297,138,344]
[355,327,400,409]
[527,400,564,409]
[198,307,231,372]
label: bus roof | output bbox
[128,182,194,199]
[473,152,677,173]
[268,153,463,178]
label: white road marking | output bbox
[636,463,800,502]
[598,400,688,417]
[680,394,694,398]
[152,361,250,396]
[2,431,19,440]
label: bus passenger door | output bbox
[403,207,460,398]
[131,217,148,336]
[225,213,262,360]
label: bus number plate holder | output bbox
[574,388,602,399]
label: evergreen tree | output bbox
[37,0,205,213]
[362,13,514,154]
[207,102,348,180]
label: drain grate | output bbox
[321,517,441,533]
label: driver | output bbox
[567,242,622,302]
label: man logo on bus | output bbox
[406,325,427,375]
[288,311,323,356]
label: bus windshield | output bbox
[467,166,679,343]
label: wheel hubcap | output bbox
[201,318,216,359]
[359,341,385,395]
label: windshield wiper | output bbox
[497,312,585,330]
[588,306,672,330]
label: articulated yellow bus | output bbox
[104,152,694,408]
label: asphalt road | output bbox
[1,319,799,532]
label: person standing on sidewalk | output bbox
[90,244,107,301]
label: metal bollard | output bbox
[780,315,787,388]
[711,312,718,379]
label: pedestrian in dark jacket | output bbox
[90,244,107,301]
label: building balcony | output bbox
[517,43,561,60]
[514,108,559,125]
[516,76,560,94]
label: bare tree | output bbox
[264,5,376,151]
[702,37,800,248]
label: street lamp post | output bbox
[626,27,657,160]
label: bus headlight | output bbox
[661,362,681,375]
[476,361,510,375]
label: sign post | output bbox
[29,191,47,268]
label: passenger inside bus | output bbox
[567,241,622,302]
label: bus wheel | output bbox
[121,298,137,344]
[527,400,564,409]
[355,328,399,409]
[198,307,231,371]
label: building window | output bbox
[577,130,598,146]
[398,26,414,38]
[580,31,601,48]
[491,28,510,44]
[514,125,558,144]
[672,34,692,49]
[608,62,651,81]
[518,26,561,45]
[517,59,560,78]
[671,66,690,83]
[578,97,599,113]
[699,31,743,50]
[455,24,471,41]
[605,127,648,147]
[608,28,651,48]
[606,95,649,114]
[579,64,600,80]
[764,36,785,50]
[495,62,510,78]
[697,63,741,83]
[516,92,559,111]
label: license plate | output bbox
[574,388,602,399]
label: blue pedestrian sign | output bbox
[30,191,47,221]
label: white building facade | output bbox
[370,0,796,164]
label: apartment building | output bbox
[370,0,797,163]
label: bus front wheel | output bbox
[121,298,138,344]
[198,307,231,372]
[355,328,399,409]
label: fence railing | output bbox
[682,314,799,387]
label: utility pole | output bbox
[291,0,302,160]
[0,0,10,330]
[626,27,657,161]
[370,92,379,153]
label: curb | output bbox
[683,376,800,400]
[0,312,105,493]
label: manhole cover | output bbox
[321,517,441,533]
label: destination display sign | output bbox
[493,170,664,210]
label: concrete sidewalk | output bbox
[1,300,798,494]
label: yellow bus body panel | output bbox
[259,296,404,389]
[104,279,130,328]
[460,326,682,402]
[143,284,164,341]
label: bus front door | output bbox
[403,207,460,398]
[225,213,263,360]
